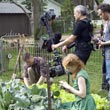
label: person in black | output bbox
[52,5,93,65]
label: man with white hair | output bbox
[52,5,93,65]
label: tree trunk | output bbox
[32,0,42,40]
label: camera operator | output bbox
[23,53,53,87]
[97,3,110,99]
[52,5,93,65]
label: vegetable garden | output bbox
[0,40,110,110]
[0,79,110,110]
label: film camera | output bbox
[49,51,65,77]
[40,9,56,26]
[40,10,65,77]
[91,37,101,50]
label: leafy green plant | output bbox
[0,79,61,110]
[0,78,110,110]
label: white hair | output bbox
[74,5,88,15]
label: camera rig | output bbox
[40,9,66,77]
[40,9,66,110]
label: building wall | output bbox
[0,14,31,36]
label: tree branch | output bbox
[11,1,31,20]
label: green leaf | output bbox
[39,88,47,96]
[30,84,40,95]
[33,105,45,110]
[3,91,11,107]
[31,95,44,103]
[15,95,30,107]
[53,91,60,97]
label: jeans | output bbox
[105,59,110,82]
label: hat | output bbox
[23,53,30,61]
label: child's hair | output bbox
[62,54,85,79]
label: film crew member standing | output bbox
[52,5,93,65]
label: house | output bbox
[103,0,110,4]
[0,2,31,36]
[44,0,61,18]
[16,0,62,18]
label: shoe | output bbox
[107,88,110,101]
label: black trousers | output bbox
[74,42,92,65]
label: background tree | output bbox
[31,0,43,40]
[21,0,31,11]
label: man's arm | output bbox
[52,35,77,50]
[37,57,49,85]
[37,76,46,85]
[24,77,31,87]
[23,64,31,87]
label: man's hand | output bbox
[62,45,68,54]
[51,44,58,51]
[98,40,105,48]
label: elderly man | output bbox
[52,5,93,65]
[23,53,52,87]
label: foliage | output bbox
[54,0,63,4]
[40,83,110,110]
[0,79,61,110]
[37,83,110,110]
[61,0,73,17]
[97,0,104,3]
[0,76,110,110]
[21,0,31,11]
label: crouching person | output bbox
[23,53,52,87]
[59,54,96,110]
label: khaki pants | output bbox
[27,67,39,85]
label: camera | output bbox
[42,32,62,52]
[92,37,99,44]
[40,10,65,77]
[49,51,65,77]
[91,37,100,50]
[40,9,56,26]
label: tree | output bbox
[61,0,73,16]
[21,0,31,11]
[31,0,43,40]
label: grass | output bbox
[0,47,107,97]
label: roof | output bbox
[0,2,31,14]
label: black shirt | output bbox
[71,18,93,64]
[73,18,92,43]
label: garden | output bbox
[0,42,110,110]
[0,0,110,110]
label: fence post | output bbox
[17,39,21,72]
